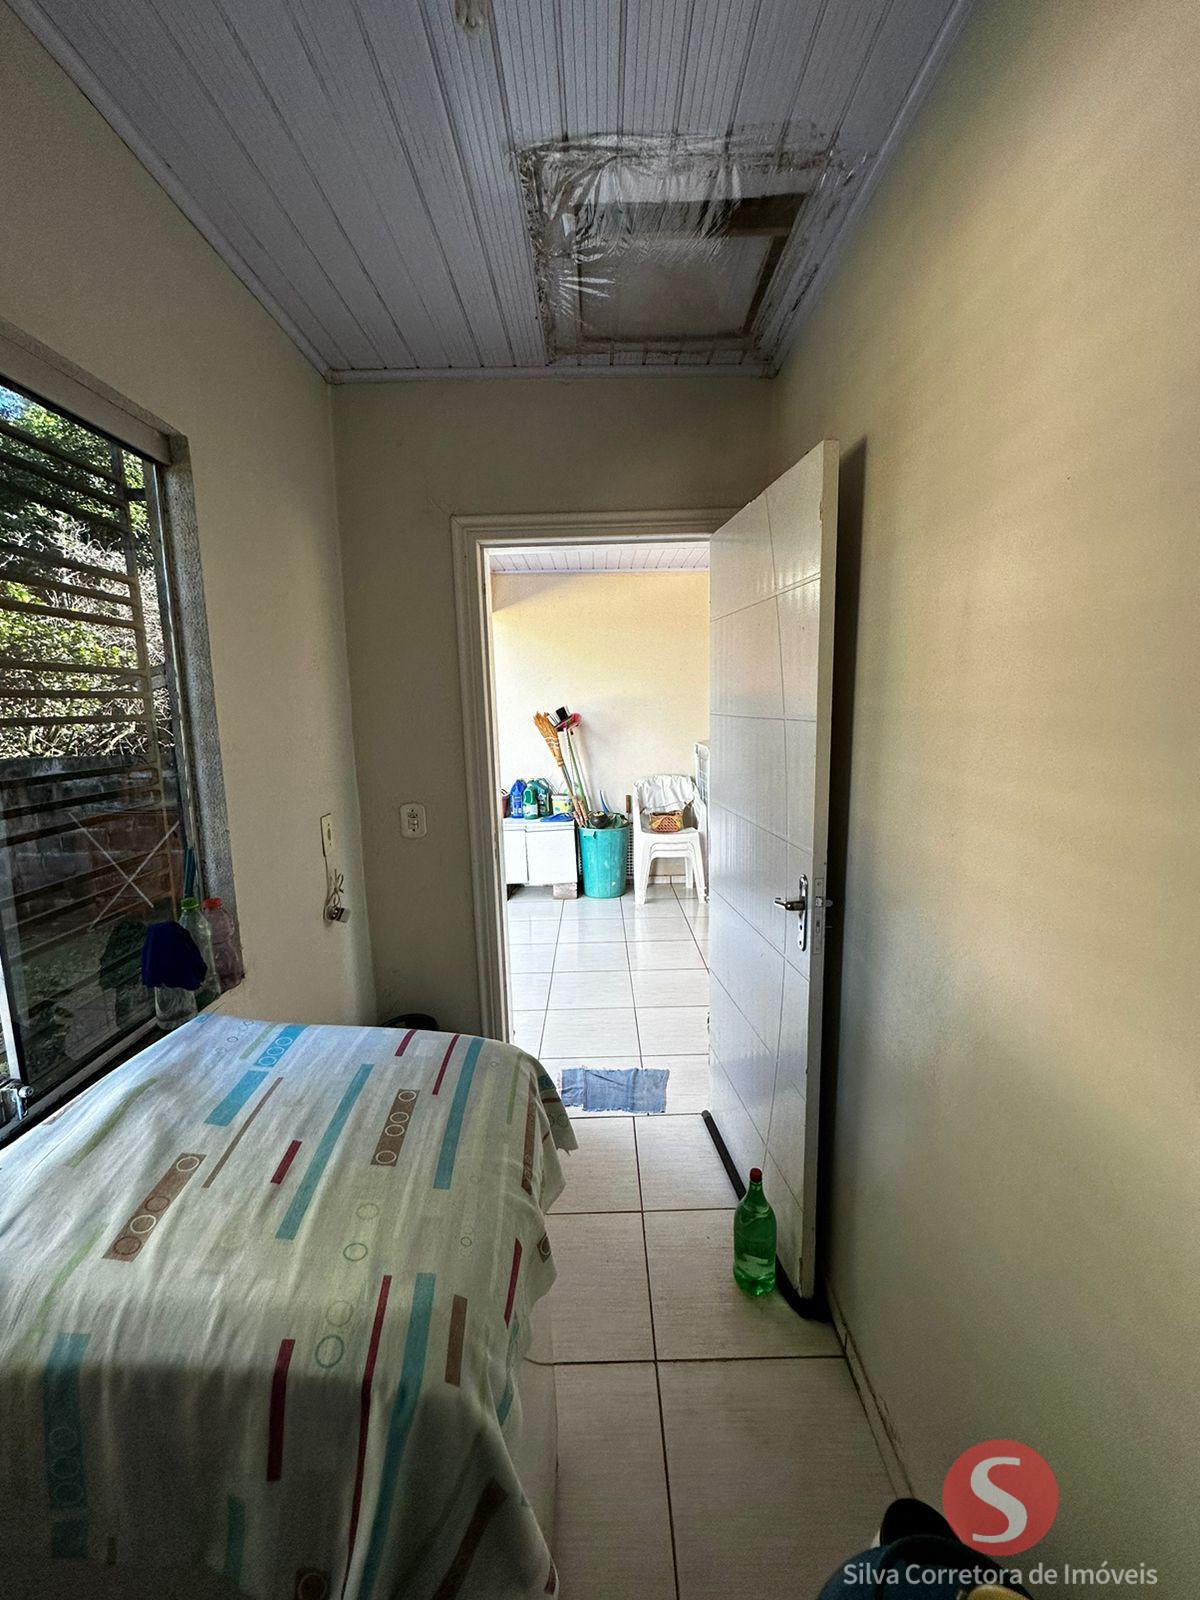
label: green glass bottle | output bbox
[733,1167,777,1296]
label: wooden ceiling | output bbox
[11,0,970,379]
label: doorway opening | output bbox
[453,511,729,1116]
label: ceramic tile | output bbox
[560,897,625,919]
[632,968,710,1008]
[625,898,691,920]
[644,1211,839,1359]
[541,1007,640,1057]
[505,920,560,946]
[709,896,783,1061]
[507,943,556,974]
[636,1006,709,1056]
[661,1359,890,1600]
[553,1363,675,1600]
[626,940,705,970]
[622,917,694,942]
[635,1115,734,1210]
[505,896,563,921]
[709,804,788,950]
[548,1213,654,1361]
[509,973,551,1009]
[621,884,678,904]
[552,941,629,972]
[556,919,635,944]
[640,1056,711,1114]
[509,1010,545,1054]
[549,970,634,1009]
[552,1118,641,1213]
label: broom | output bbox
[534,712,587,825]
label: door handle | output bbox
[775,875,809,951]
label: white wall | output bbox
[769,0,1198,1581]
[0,6,374,1025]
[333,377,770,1030]
[491,569,708,826]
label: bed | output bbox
[0,1014,576,1600]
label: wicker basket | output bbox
[647,809,684,834]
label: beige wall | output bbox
[0,7,374,1025]
[491,570,708,828]
[333,378,768,1027]
[770,0,1198,1580]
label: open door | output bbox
[707,439,838,1303]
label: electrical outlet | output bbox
[400,802,427,839]
[320,813,335,857]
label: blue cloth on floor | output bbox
[558,1066,669,1113]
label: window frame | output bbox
[0,319,239,1139]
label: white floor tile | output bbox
[560,897,625,919]
[509,973,551,1009]
[509,1010,545,1054]
[548,1213,654,1360]
[506,898,563,921]
[541,1008,640,1057]
[505,921,560,946]
[635,1115,734,1210]
[660,1360,892,1600]
[508,943,557,974]
[623,917,694,942]
[641,1056,711,1114]
[556,920,634,944]
[553,1364,676,1600]
[621,884,679,904]
[552,941,629,972]
[632,969,711,1008]
[625,902,693,923]
[636,1005,709,1055]
[549,970,634,1009]
[644,1211,841,1358]
[552,1118,641,1213]
[626,940,706,970]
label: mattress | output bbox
[0,1014,577,1600]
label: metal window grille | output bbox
[0,375,201,1103]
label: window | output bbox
[0,360,234,1115]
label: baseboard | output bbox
[701,1110,830,1324]
[826,1279,913,1498]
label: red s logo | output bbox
[943,1439,1058,1555]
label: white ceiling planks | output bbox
[490,541,709,574]
[10,0,972,379]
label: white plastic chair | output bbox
[632,774,707,904]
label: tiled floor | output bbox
[507,881,710,1114]
[547,1114,895,1600]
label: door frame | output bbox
[452,508,734,1042]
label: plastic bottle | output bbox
[522,781,540,819]
[202,897,243,988]
[179,896,221,1008]
[510,779,525,819]
[154,984,197,1030]
[733,1167,777,1296]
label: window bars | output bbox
[0,377,197,1101]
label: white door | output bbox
[708,439,838,1302]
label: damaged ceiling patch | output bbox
[517,136,847,367]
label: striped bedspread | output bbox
[0,1014,577,1599]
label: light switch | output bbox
[400,802,427,839]
[320,813,335,857]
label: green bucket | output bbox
[579,825,627,898]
